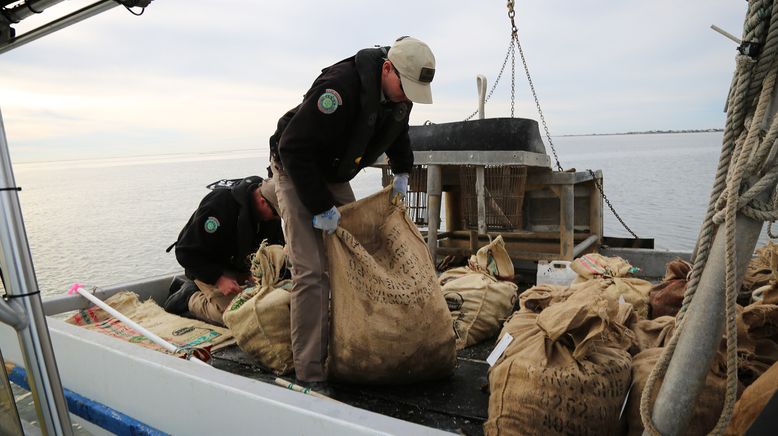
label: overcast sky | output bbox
[0,0,747,162]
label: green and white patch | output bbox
[317,89,342,114]
[204,216,220,233]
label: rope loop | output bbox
[640,2,778,434]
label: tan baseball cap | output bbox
[387,36,436,104]
[259,178,279,214]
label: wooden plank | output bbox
[589,178,603,245]
[436,246,562,262]
[559,184,575,260]
[526,170,595,186]
[426,165,442,262]
[440,239,568,255]
[475,165,487,235]
[443,229,591,242]
[444,191,462,232]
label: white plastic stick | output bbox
[711,24,741,44]
[477,74,487,119]
[68,284,210,366]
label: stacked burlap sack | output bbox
[624,315,727,436]
[485,285,636,435]
[489,251,778,434]
[439,236,518,350]
[570,253,653,318]
[223,242,294,375]
[625,290,778,434]
[325,188,456,384]
[66,291,233,358]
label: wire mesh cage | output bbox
[381,166,428,226]
[459,165,527,231]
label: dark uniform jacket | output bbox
[174,177,284,285]
[270,46,414,215]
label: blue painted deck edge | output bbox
[8,366,169,436]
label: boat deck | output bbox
[212,340,494,435]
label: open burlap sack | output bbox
[485,286,635,436]
[570,253,652,318]
[222,243,294,375]
[66,291,232,357]
[325,188,456,384]
[471,235,515,279]
[441,236,518,350]
[649,258,692,318]
[626,347,726,436]
[726,360,778,435]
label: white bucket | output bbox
[536,260,578,286]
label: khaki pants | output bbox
[272,159,355,382]
[188,279,235,326]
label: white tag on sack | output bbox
[487,333,514,367]
[619,381,635,421]
[619,295,626,304]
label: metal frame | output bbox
[0,2,125,433]
[0,0,119,55]
[0,108,73,434]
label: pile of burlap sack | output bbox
[439,236,519,350]
[224,188,457,383]
[484,252,778,436]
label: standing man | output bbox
[269,36,436,389]
[164,176,284,325]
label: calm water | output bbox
[0,131,772,297]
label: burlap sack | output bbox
[66,291,232,356]
[472,235,515,279]
[571,253,638,281]
[649,258,691,318]
[325,188,456,384]
[485,286,634,436]
[441,236,518,350]
[571,253,652,318]
[742,242,778,293]
[726,361,778,435]
[626,348,726,436]
[222,243,294,375]
[738,303,778,386]
[631,316,676,352]
[517,283,573,313]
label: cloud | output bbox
[0,0,748,161]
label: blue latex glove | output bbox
[312,206,340,234]
[392,173,409,201]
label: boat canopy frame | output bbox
[0,1,153,434]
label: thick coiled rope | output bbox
[640,1,778,434]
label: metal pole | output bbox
[0,0,119,55]
[649,74,778,436]
[0,108,73,435]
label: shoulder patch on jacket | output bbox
[204,216,220,233]
[317,89,342,114]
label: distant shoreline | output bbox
[561,129,724,137]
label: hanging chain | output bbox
[510,35,516,117]
[510,0,637,237]
[508,1,562,172]
[588,169,639,238]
